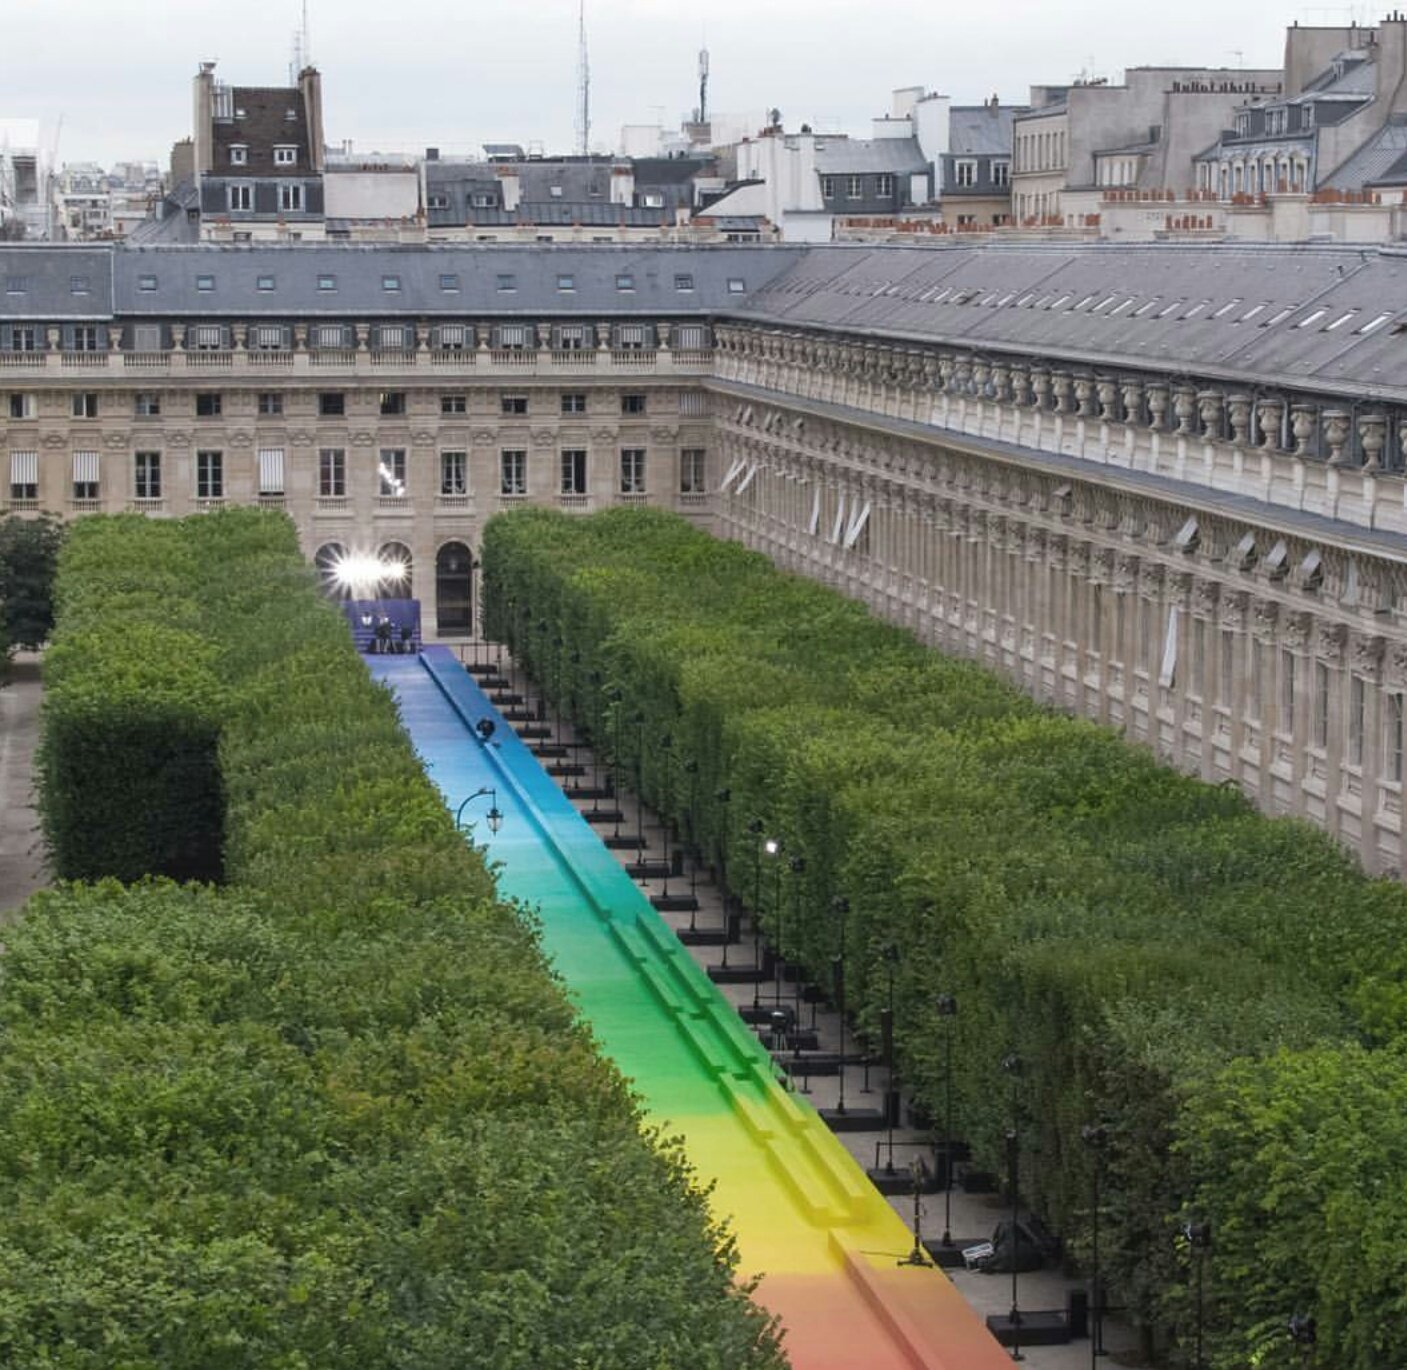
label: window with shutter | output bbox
[438,324,466,350]
[133,324,162,352]
[251,325,285,350]
[379,325,408,351]
[71,451,100,500]
[258,448,285,495]
[314,324,346,349]
[498,325,528,350]
[9,451,38,499]
[191,324,224,350]
[675,324,707,349]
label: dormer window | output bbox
[273,146,297,167]
[229,145,248,165]
[284,108,298,122]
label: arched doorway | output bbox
[314,542,348,599]
[436,541,474,637]
[378,542,413,598]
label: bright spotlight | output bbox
[331,551,406,597]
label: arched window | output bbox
[378,542,413,597]
[436,541,474,637]
[314,542,348,599]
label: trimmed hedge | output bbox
[39,519,224,882]
[11,509,784,1370]
[483,505,1407,1368]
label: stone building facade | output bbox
[6,237,1407,874]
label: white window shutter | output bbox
[72,451,100,483]
[10,451,38,484]
[843,500,872,550]
[258,448,285,494]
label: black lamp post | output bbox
[716,788,735,963]
[454,786,504,838]
[789,854,806,1021]
[608,687,625,840]
[1184,1220,1212,1370]
[1003,1051,1025,1363]
[1287,1313,1316,1369]
[1081,1122,1109,1366]
[881,942,900,1173]
[769,837,786,1006]
[936,993,958,1248]
[831,896,850,1115]
[587,670,604,808]
[658,734,674,894]
[633,710,647,849]
[682,758,700,928]
[535,618,550,724]
[747,818,765,1008]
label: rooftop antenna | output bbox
[575,0,591,157]
[698,46,710,124]
[289,0,311,81]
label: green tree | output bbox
[0,514,64,653]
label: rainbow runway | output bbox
[370,649,1011,1370]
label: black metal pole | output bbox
[659,734,673,895]
[772,844,786,1006]
[1003,1052,1024,1363]
[832,896,849,1116]
[684,759,700,928]
[747,818,764,1007]
[634,711,646,849]
[609,688,624,840]
[937,993,958,1247]
[717,788,734,964]
[791,855,806,1022]
[1081,1123,1109,1365]
[884,943,900,1170]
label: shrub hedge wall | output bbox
[14,509,783,1370]
[483,505,1407,1369]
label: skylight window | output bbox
[69,275,90,295]
[616,273,635,291]
[1074,294,1097,310]
[1048,294,1071,310]
[382,275,401,292]
[318,274,337,292]
[1110,298,1137,315]
[728,278,747,294]
[1359,311,1394,334]
[497,274,517,292]
[196,274,215,293]
[674,273,695,291]
[1212,298,1242,318]
[1158,300,1183,318]
[439,273,460,292]
[1091,295,1117,313]
[1183,300,1209,319]
[1016,292,1037,307]
[1239,302,1267,323]
[1295,308,1327,329]
[1323,310,1356,331]
[557,273,576,291]
[257,275,276,292]
[1262,306,1295,327]
[137,274,158,292]
[1133,299,1158,316]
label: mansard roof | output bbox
[737,242,1407,401]
[0,243,804,320]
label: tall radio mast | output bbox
[698,46,710,124]
[575,0,591,156]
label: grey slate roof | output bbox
[737,241,1407,401]
[0,246,116,318]
[465,203,675,228]
[0,243,804,319]
[948,106,1022,157]
[1327,116,1407,188]
[814,139,931,175]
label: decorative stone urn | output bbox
[1322,410,1351,465]
[1097,379,1120,422]
[972,359,991,398]
[1227,394,1253,446]
[1290,404,1318,457]
[990,364,1010,403]
[1173,386,1198,435]
[1009,365,1031,407]
[1257,399,1284,450]
[1146,384,1170,431]
[1359,413,1387,473]
[1197,390,1224,439]
[1031,368,1052,409]
[1120,379,1144,425]
[1051,372,1074,414]
[1074,374,1096,418]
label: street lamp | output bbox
[881,942,900,1174]
[633,710,647,849]
[831,896,850,1116]
[768,838,786,1006]
[607,687,625,840]
[683,758,700,929]
[936,993,958,1249]
[1081,1122,1110,1366]
[1287,1313,1316,1369]
[1003,1051,1025,1363]
[716,788,736,962]
[747,818,765,1007]
[789,854,806,1020]
[658,734,674,896]
[454,786,503,836]
[1184,1220,1212,1370]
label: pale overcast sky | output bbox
[1,0,1348,168]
